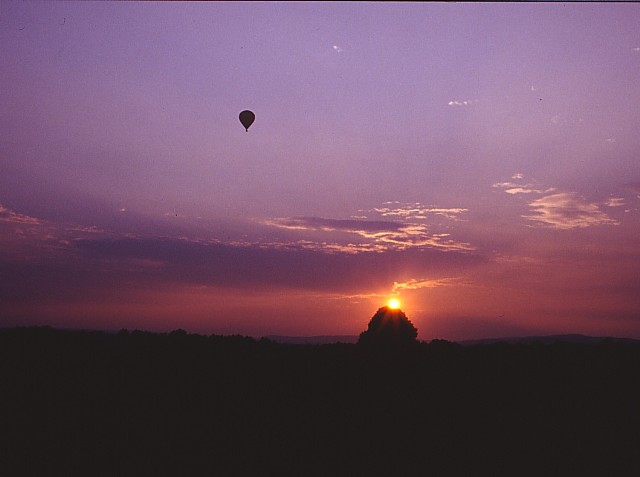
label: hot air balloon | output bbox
[239,110,255,132]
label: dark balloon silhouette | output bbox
[239,110,255,132]
[358,306,418,348]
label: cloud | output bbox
[0,212,488,313]
[633,47,640,52]
[0,204,41,225]
[492,181,551,195]
[67,235,482,293]
[267,240,390,255]
[492,182,518,189]
[392,277,465,292]
[276,202,474,253]
[447,99,477,107]
[265,216,474,252]
[504,187,542,195]
[332,45,344,53]
[66,225,106,234]
[264,216,404,234]
[604,197,625,207]
[524,192,619,229]
[493,174,556,195]
[372,202,468,220]
[325,292,385,302]
[516,187,553,195]
[494,176,625,229]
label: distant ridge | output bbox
[263,335,358,345]
[263,333,640,346]
[2,328,637,347]
[458,334,640,346]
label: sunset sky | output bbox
[2,2,640,341]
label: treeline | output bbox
[1,327,639,476]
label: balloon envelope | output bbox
[239,110,255,131]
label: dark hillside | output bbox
[1,327,639,476]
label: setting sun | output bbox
[388,299,400,309]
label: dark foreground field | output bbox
[1,328,639,476]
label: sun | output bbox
[387,299,400,309]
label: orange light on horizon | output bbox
[388,299,400,309]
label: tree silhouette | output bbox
[358,306,418,348]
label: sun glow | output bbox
[388,299,400,309]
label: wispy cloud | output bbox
[0,204,41,225]
[263,216,404,234]
[493,174,555,195]
[325,292,385,302]
[372,202,468,220]
[357,224,473,251]
[67,225,106,234]
[604,197,625,207]
[524,192,618,229]
[505,188,544,195]
[264,216,474,252]
[492,181,551,195]
[267,240,390,255]
[493,176,625,229]
[448,99,477,107]
[392,277,465,292]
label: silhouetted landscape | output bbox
[2,325,639,476]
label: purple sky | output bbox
[2,3,640,340]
